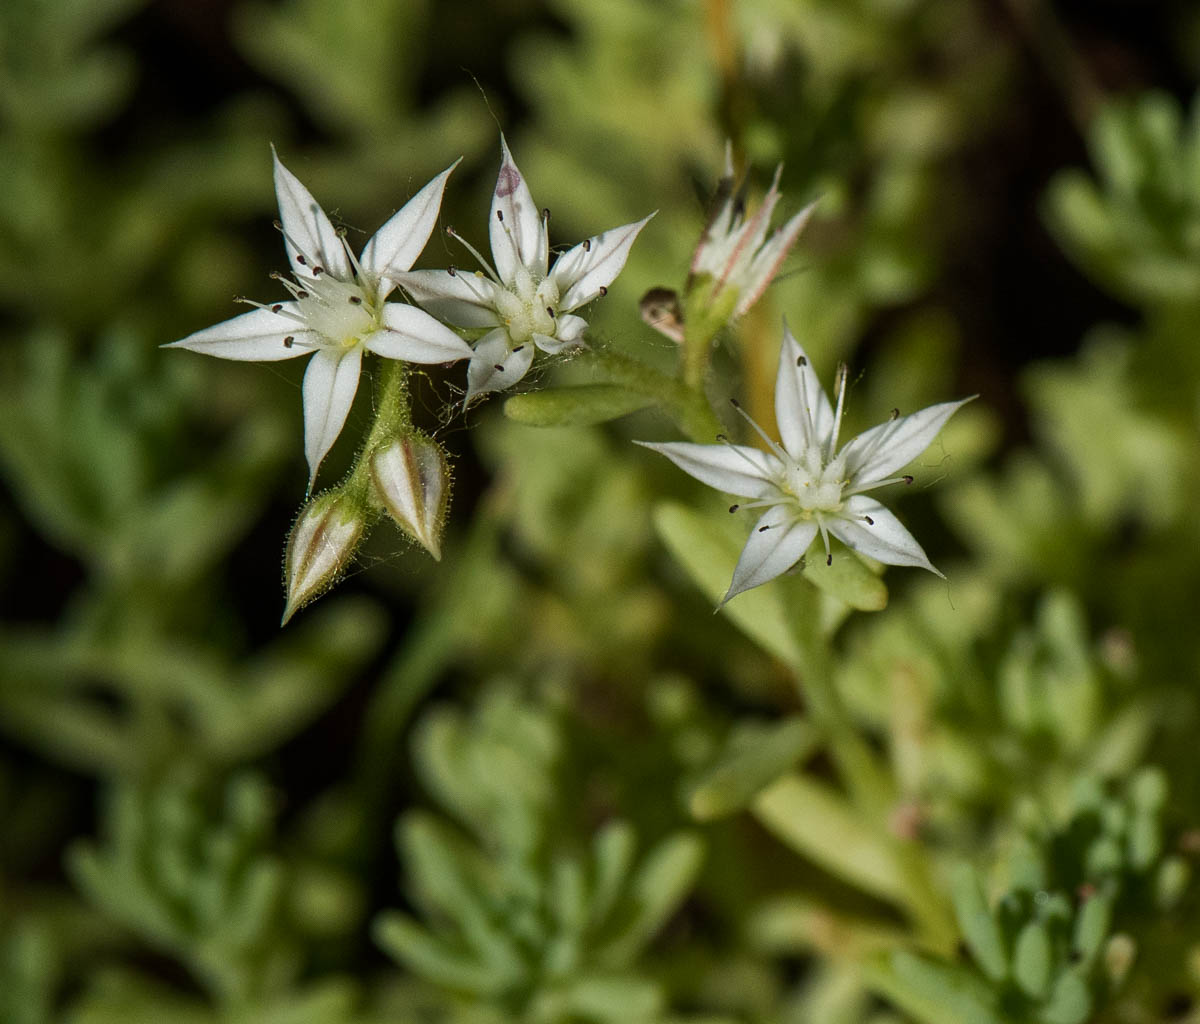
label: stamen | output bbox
[237,297,306,324]
[447,227,500,282]
[494,363,505,372]
[729,504,740,513]
[496,210,504,222]
[311,265,324,276]
[828,362,848,456]
[542,207,550,222]
[448,265,457,276]
[271,304,282,313]
[348,295,362,304]
[599,285,608,296]
[715,432,776,479]
[512,345,525,353]
[758,524,772,533]
[728,398,787,460]
[583,239,592,252]
[816,515,833,565]
[863,515,874,525]
[546,306,556,318]
[797,355,806,366]
[296,254,307,266]
[283,335,295,347]
[903,475,913,485]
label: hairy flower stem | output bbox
[578,348,723,443]
[344,360,413,504]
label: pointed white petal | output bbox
[532,332,576,355]
[841,396,975,486]
[552,212,655,311]
[734,199,817,318]
[723,506,817,604]
[464,328,535,405]
[272,149,351,280]
[774,322,835,457]
[391,269,503,328]
[163,305,316,361]
[490,136,547,284]
[361,158,461,296]
[302,345,362,489]
[634,441,778,498]
[369,305,474,363]
[827,496,942,576]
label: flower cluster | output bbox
[168,139,652,485]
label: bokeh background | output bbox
[3,0,1200,1022]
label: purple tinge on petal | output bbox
[496,162,521,198]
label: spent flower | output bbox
[638,324,973,604]
[686,144,817,323]
[394,136,654,404]
[166,151,473,488]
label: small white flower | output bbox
[166,151,474,489]
[690,144,816,320]
[638,324,973,605]
[394,136,654,405]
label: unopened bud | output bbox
[282,491,364,624]
[369,434,449,561]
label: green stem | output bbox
[344,359,411,502]
[576,347,723,444]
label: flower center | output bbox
[295,272,378,349]
[494,266,560,344]
[780,447,846,514]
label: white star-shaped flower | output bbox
[165,151,474,489]
[393,137,654,405]
[638,325,973,605]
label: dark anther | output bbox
[496,210,504,222]
[271,304,283,313]
[758,525,772,533]
[729,504,740,513]
[273,219,283,230]
[348,295,362,304]
[891,408,900,419]
[448,265,457,276]
[729,398,741,409]
[797,355,807,366]
[296,254,307,266]
[864,515,874,525]
[312,265,324,276]
[336,226,348,237]
[599,285,608,296]
[513,345,525,353]
[546,306,556,318]
[270,271,282,280]
[715,433,728,442]
[827,553,833,566]
[494,363,505,371]
[583,239,592,252]
[297,290,310,299]
[902,475,914,485]
[283,336,295,347]
[542,207,550,221]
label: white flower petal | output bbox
[392,269,503,328]
[634,441,777,498]
[490,136,547,284]
[302,345,363,490]
[163,305,316,361]
[273,149,351,280]
[464,328,536,405]
[841,397,975,486]
[775,322,835,457]
[552,212,655,311]
[361,158,460,297]
[369,305,474,363]
[723,506,818,604]
[554,313,588,343]
[827,496,942,576]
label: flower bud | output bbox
[282,491,365,624]
[369,434,449,561]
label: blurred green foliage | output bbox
[3,0,1200,1021]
